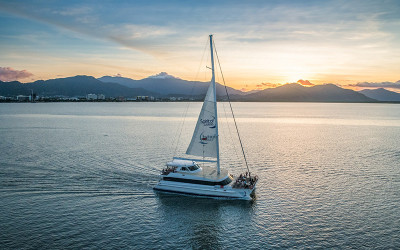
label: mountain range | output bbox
[235,83,375,102]
[1,73,400,102]
[0,76,156,97]
[359,88,400,102]
[98,72,244,96]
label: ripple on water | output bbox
[1,102,400,249]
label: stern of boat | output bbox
[231,172,258,200]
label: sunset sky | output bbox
[0,0,399,91]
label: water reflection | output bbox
[2,102,399,248]
[155,192,255,249]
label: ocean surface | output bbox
[1,102,399,249]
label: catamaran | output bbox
[153,35,258,200]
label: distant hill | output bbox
[359,88,400,102]
[0,80,30,96]
[0,74,387,103]
[0,76,156,97]
[239,83,377,102]
[98,73,244,96]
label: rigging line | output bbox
[215,64,242,165]
[172,37,209,157]
[213,40,251,175]
[222,101,242,165]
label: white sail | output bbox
[186,81,218,158]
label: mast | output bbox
[209,34,220,174]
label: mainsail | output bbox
[186,35,220,161]
[185,81,218,158]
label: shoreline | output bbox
[1,100,399,104]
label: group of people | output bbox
[161,166,176,175]
[233,172,258,189]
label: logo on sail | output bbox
[200,116,216,128]
[199,132,216,144]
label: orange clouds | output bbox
[297,79,314,86]
[254,82,283,90]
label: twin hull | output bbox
[154,180,256,200]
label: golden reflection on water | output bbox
[1,102,399,248]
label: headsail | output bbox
[186,35,220,174]
[185,81,218,158]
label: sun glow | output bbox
[286,75,304,84]
[284,73,315,85]
[279,64,316,84]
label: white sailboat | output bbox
[154,35,258,200]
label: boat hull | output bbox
[153,180,255,200]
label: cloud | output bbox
[251,82,283,90]
[350,80,400,89]
[297,79,314,86]
[54,6,92,17]
[0,2,173,58]
[249,82,283,90]
[0,67,34,81]
[262,82,283,88]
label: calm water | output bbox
[1,102,399,249]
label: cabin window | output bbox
[181,167,188,171]
[219,177,233,186]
